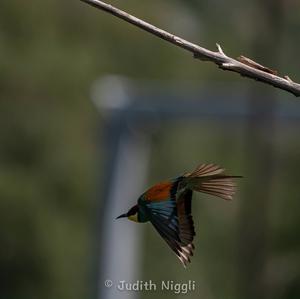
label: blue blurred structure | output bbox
[91,76,300,299]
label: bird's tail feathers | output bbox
[183,164,242,200]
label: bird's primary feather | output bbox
[176,189,195,246]
[143,198,195,267]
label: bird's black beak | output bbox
[116,213,127,220]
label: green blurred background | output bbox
[1,1,300,299]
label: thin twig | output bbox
[80,0,300,97]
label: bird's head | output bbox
[116,204,139,222]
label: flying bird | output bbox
[116,164,242,267]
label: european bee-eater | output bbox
[116,164,242,267]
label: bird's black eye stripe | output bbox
[128,205,138,216]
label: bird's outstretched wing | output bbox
[176,189,195,248]
[142,192,195,267]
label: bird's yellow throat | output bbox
[128,213,138,222]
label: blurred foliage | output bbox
[0,0,300,299]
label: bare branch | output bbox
[80,0,300,97]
